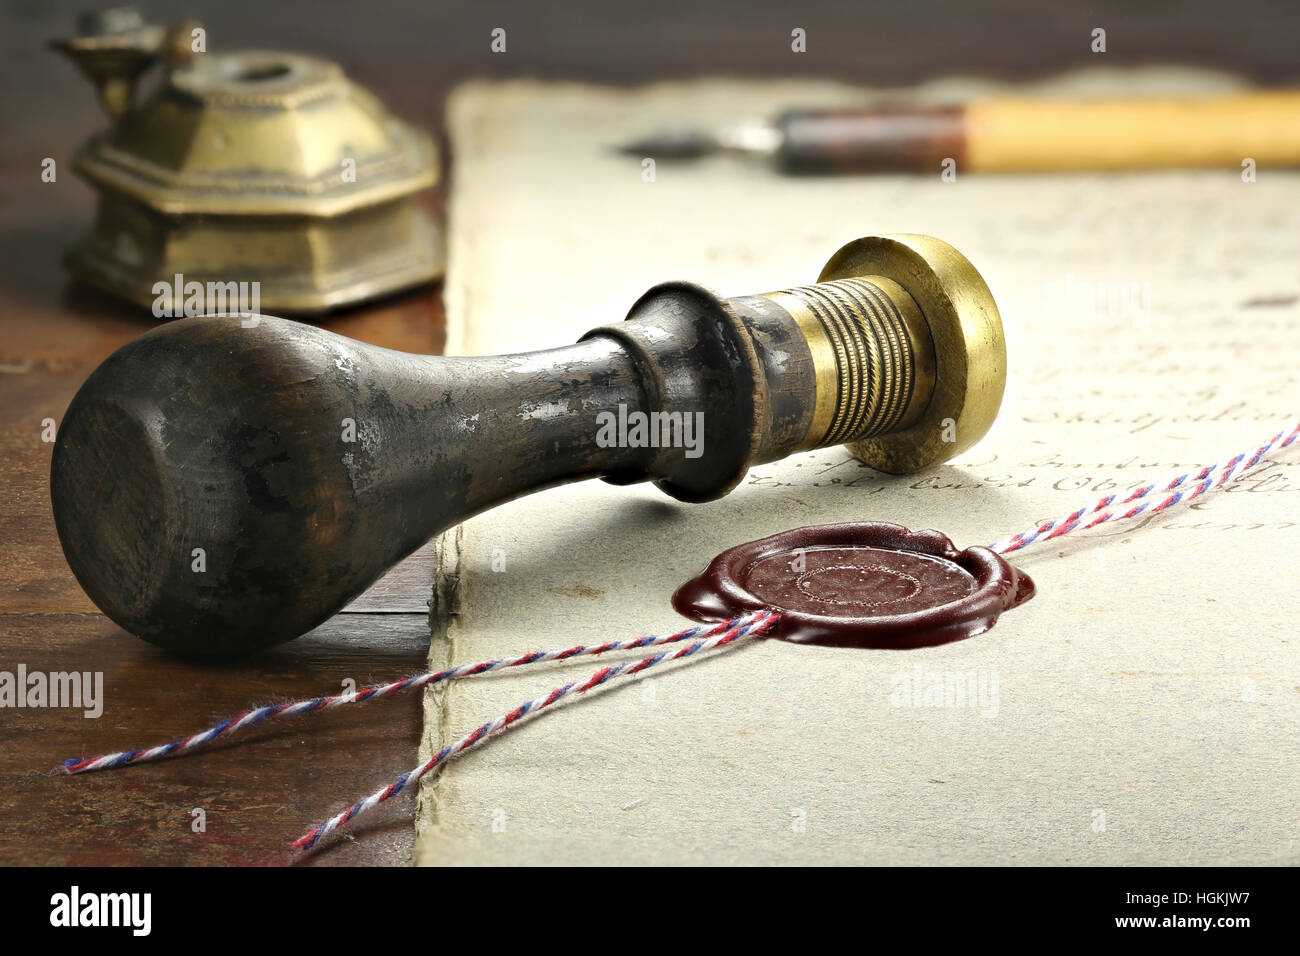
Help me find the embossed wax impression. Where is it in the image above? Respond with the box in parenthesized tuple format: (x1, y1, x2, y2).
(673, 522, 1035, 649)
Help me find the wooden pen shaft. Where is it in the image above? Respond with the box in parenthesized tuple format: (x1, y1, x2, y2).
(776, 92, 1300, 173)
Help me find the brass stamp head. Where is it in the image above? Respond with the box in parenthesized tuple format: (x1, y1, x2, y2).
(788, 234, 1007, 474)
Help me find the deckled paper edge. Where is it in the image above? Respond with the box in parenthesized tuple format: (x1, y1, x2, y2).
(413, 524, 462, 858)
(413, 82, 495, 858)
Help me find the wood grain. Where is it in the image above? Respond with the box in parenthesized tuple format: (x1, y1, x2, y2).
(0, 257, 441, 864)
(0, 612, 431, 866)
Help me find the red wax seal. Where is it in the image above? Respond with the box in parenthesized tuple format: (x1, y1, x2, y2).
(672, 522, 1035, 649)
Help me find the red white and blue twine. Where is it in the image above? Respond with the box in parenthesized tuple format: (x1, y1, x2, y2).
(293, 608, 780, 850)
(64, 609, 782, 849)
(988, 419, 1299, 554)
(62, 613, 772, 775)
(62, 420, 1300, 852)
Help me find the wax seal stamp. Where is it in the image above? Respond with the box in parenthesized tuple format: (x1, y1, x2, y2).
(51, 234, 1007, 655)
(673, 522, 1035, 649)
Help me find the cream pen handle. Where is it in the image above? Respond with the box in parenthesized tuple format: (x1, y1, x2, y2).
(965, 91, 1300, 172)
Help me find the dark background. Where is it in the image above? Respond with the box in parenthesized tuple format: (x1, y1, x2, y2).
(8, 1, 1300, 167)
(2, 0, 1298, 868)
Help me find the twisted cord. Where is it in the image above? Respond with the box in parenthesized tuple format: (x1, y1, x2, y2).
(293, 608, 781, 851)
(63, 613, 768, 774)
(988, 420, 1300, 555)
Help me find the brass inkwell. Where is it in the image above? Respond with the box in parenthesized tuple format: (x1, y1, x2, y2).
(51, 9, 443, 315)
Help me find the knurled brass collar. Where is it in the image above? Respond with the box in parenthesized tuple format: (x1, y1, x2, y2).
(766, 275, 937, 451)
(771, 234, 1006, 474)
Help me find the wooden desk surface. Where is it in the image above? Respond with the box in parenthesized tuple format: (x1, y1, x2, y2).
(0, 8, 446, 866)
(0, 195, 444, 866)
(3, 0, 1297, 866)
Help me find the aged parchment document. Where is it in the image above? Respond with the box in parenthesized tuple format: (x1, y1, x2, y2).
(416, 73, 1299, 865)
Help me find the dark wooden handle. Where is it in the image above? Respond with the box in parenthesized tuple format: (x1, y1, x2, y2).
(775, 106, 966, 174)
(49, 286, 817, 656)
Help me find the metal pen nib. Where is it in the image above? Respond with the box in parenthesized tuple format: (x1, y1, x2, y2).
(616, 118, 781, 160)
